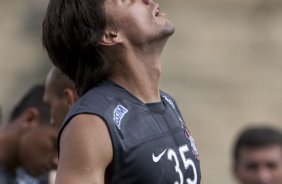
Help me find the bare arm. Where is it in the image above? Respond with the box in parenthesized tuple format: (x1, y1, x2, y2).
(55, 114, 113, 184)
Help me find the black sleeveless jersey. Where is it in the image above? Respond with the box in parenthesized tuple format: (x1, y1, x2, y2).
(58, 80, 201, 184)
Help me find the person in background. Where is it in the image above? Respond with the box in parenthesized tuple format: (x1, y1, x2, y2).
(233, 126, 282, 184)
(44, 66, 78, 130)
(44, 66, 78, 184)
(0, 85, 57, 184)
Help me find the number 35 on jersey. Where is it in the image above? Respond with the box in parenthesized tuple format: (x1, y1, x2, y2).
(152, 144, 199, 184)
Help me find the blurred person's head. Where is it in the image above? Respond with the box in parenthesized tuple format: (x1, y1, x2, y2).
(233, 126, 282, 184)
(44, 66, 78, 129)
(42, 0, 175, 96)
(0, 85, 57, 177)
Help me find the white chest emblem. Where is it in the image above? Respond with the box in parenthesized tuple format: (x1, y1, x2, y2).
(163, 95, 176, 109)
(113, 105, 128, 129)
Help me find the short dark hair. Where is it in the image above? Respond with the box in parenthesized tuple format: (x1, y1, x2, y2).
(49, 67, 75, 98)
(10, 85, 50, 124)
(233, 126, 282, 164)
(42, 0, 115, 96)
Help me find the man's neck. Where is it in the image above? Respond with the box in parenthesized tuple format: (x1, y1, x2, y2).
(0, 124, 20, 172)
(109, 46, 163, 103)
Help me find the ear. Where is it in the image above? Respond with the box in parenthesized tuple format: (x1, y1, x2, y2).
(64, 88, 78, 108)
(99, 28, 122, 46)
(18, 107, 40, 128)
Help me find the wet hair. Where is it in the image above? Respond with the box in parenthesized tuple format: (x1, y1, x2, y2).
(42, 0, 116, 96)
(9, 85, 50, 124)
(49, 67, 76, 98)
(233, 126, 282, 164)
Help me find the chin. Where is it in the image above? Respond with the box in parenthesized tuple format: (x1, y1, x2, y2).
(145, 21, 175, 44)
(159, 21, 175, 40)
(164, 22, 175, 36)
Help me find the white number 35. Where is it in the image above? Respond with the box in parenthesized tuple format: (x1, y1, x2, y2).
(167, 145, 198, 184)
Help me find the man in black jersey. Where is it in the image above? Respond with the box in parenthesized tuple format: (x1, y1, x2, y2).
(233, 126, 282, 184)
(42, 0, 201, 183)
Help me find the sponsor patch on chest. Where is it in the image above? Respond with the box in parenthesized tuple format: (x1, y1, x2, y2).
(113, 105, 128, 129)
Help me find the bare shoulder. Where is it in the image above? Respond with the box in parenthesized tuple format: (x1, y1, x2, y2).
(56, 114, 113, 184)
(60, 114, 112, 150)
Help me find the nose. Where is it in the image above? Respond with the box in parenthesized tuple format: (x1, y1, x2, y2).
(256, 167, 272, 184)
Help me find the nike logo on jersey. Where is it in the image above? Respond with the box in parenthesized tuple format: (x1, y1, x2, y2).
(152, 149, 167, 162)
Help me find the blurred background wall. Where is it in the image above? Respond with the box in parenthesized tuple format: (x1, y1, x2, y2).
(0, 0, 281, 183)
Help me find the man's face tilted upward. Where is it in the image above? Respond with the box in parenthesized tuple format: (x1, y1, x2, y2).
(42, 0, 175, 95)
(104, 0, 175, 46)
